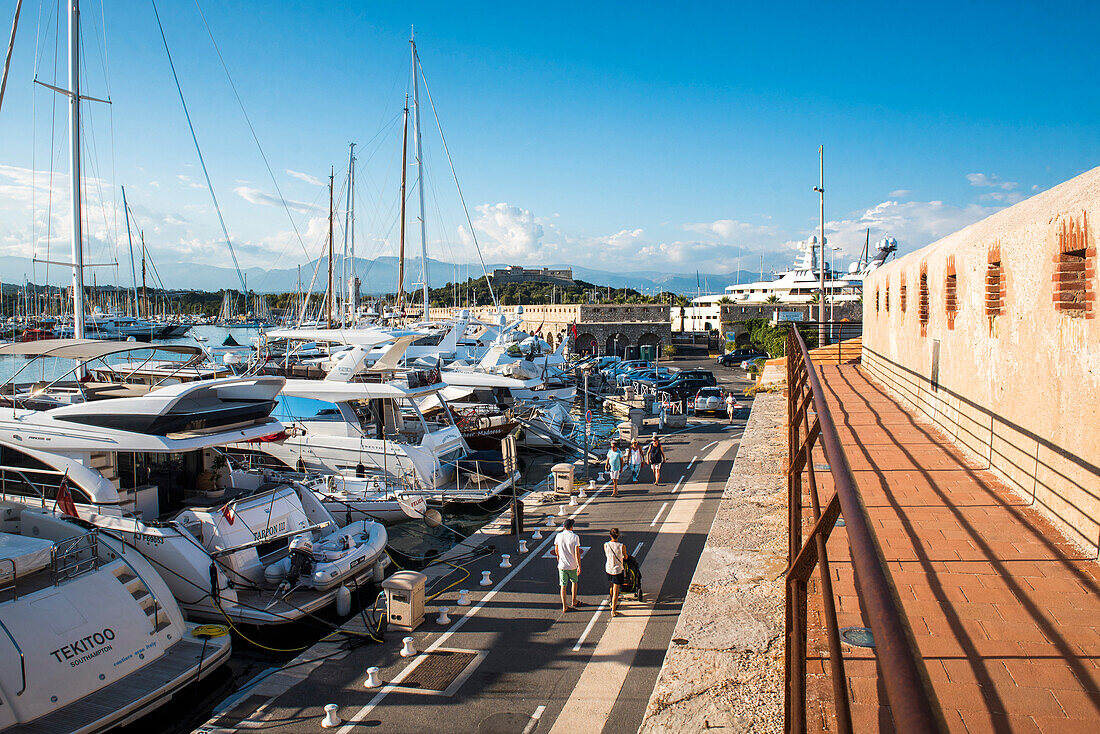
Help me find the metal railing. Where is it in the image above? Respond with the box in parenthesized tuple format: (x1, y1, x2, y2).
(784, 326, 943, 733)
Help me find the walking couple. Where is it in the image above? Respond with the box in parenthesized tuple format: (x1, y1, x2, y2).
(552, 518, 632, 617)
(604, 435, 667, 496)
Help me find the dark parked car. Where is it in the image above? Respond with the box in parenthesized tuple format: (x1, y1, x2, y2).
(657, 371, 718, 401)
(717, 348, 767, 367)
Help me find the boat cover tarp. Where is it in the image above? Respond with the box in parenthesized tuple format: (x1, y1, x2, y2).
(0, 532, 53, 580)
(0, 338, 202, 360)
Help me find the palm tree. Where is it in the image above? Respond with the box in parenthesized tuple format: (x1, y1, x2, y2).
(717, 296, 733, 304)
(765, 294, 780, 304)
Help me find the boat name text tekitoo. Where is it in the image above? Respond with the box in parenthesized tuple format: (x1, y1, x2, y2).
(50, 628, 116, 666)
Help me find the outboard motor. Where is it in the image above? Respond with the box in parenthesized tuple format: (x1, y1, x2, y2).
(280, 534, 315, 592)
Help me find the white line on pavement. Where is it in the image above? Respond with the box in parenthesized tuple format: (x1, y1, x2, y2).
(672, 476, 685, 494)
(522, 705, 547, 734)
(336, 485, 610, 733)
(686, 455, 698, 470)
(572, 599, 608, 652)
(631, 541, 645, 557)
(700, 440, 719, 452)
(650, 502, 669, 527)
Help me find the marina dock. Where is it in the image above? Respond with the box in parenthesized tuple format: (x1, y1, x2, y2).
(195, 384, 751, 733)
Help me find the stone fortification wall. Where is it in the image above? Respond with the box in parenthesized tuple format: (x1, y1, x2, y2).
(862, 165, 1100, 552)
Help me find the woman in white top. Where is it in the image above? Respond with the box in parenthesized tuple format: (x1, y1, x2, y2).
(604, 527, 627, 617)
(628, 439, 644, 483)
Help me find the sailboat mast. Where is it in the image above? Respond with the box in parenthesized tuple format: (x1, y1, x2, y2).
(412, 32, 429, 318)
(344, 142, 356, 323)
(122, 186, 138, 317)
(396, 95, 409, 312)
(327, 168, 335, 328)
(140, 232, 147, 319)
(67, 0, 85, 339)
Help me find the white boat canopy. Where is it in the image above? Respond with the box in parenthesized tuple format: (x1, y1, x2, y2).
(0, 339, 203, 360)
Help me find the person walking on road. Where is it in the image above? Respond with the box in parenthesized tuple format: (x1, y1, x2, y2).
(628, 439, 644, 483)
(605, 528, 626, 617)
(552, 518, 583, 612)
(646, 435, 666, 485)
(605, 440, 624, 497)
(726, 392, 738, 424)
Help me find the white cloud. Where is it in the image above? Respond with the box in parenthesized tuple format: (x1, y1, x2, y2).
(177, 174, 204, 190)
(459, 202, 550, 260)
(966, 173, 1017, 191)
(286, 169, 324, 186)
(978, 191, 1025, 204)
(889, 189, 912, 198)
(682, 218, 779, 240)
(234, 186, 319, 213)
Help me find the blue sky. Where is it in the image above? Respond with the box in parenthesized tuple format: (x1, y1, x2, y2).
(1, 0, 1098, 288)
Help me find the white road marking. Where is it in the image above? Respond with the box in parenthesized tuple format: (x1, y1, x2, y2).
(572, 599, 608, 652)
(649, 502, 669, 527)
(522, 705, 547, 734)
(686, 455, 698, 470)
(543, 546, 590, 560)
(631, 541, 645, 557)
(672, 476, 685, 494)
(700, 440, 719, 452)
(336, 485, 610, 733)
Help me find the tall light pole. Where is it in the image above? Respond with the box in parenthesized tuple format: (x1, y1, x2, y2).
(814, 145, 826, 346)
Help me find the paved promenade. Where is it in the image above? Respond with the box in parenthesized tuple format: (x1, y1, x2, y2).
(808, 365, 1100, 733)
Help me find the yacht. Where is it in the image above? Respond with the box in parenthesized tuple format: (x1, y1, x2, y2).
(694, 235, 898, 305)
(0, 504, 231, 732)
(0, 340, 389, 625)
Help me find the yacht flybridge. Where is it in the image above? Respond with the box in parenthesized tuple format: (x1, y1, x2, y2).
(0, 340, 389, 625)
(0, 504, 231, 732)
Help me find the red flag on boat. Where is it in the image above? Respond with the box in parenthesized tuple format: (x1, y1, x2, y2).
(245, 430, 288, 444)
(55, 475, 79, 518)
(221, 502, 236, 526)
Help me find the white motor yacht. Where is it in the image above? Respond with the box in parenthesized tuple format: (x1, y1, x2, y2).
(0, 504, 231, 732)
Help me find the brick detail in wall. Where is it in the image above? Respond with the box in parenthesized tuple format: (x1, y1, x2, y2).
(919, 265, 929, 336)
(945, 255, 958, 330)
(1052, 212, 1095, 318)
(899, 281, 907, 313)
(884, 279, 890, 312)
(986, 245, 1004, 335)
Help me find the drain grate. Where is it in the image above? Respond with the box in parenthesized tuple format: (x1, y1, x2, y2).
(393, 650, 480, 694)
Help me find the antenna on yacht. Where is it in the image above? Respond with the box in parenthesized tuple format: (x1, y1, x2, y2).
(327, 168, 335, 328)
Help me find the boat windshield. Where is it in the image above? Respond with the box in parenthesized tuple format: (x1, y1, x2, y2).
(272, 395, 344, 422)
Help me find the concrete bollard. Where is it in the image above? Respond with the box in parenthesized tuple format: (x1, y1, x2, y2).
(363, 667, 382, 688)
(321, 704, 342, 728)
(457, 589, 471, 606)
(545, 516, 556, 528)
(400, 636, 417, 657)
(558, 505, 567, 516)
(436, 607, 451, 625)
(532, 528, 543, 540)
(335, 584, 351, 617)
(500, 554, 512, 568)
(588, 479, 596, 492)
(569, 495, 578, 507)
(480, 570, 493, 586)
(518, 539, 528, 553)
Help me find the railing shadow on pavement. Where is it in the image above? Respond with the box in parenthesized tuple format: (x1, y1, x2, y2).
(783, 325, 945, 733)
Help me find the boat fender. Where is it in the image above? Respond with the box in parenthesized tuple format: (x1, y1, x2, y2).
(263, 559, 289, 587)
(209, 563, 220, 603)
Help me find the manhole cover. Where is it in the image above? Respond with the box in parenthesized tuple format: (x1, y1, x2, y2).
(478, 712, 534, 733)
(388, 648, 486, 697)
(399, 650, 477, 691)
(840, 626, 875, 648)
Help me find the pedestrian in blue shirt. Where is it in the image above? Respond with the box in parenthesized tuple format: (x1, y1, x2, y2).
(605, 440, 625, 497)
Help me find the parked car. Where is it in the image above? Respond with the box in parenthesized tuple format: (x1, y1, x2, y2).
(602, 359, 652, 379)
(743, 356, 769, 372)
(718, 348, 767, 367)
(691, 387, 725, 414)
(657, 372, 718, 401)
(618, 366, 673, 386)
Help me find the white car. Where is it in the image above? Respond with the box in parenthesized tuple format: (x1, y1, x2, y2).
(691, 387, 725, 414)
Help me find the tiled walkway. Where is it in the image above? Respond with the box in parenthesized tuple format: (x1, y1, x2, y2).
(804, 365, 1100, 734)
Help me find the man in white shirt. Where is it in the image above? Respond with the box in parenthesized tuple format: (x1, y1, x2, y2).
(552, 518, 582, 613)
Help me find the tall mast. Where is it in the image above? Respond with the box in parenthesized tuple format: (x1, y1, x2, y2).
(122, 186, 138, 317)
(815, 145, 826, 345)
(67, 0, 85, 338)
(327, 168, 335, 328)
(411, 31, 429, 317)
(140, 231, 147, 319)
(396, 94, 409, 313)
(343, 142, 356, 322)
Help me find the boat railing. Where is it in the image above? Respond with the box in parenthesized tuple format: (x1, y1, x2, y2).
(51, 531, 101, 583)
(784, 326, 943, 732)
(0, 616, 26, 696)
(0, 467, 54, 508)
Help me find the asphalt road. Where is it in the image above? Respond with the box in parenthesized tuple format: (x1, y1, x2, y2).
(197, 357, 754, 734)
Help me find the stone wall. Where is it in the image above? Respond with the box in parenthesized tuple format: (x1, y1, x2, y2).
(862, 165, 1100, 553)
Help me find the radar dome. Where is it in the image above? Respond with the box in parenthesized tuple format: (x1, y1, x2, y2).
(848, 262, 860, 274)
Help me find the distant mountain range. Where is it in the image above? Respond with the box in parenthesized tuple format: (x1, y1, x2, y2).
(0, 254, 767, 296)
